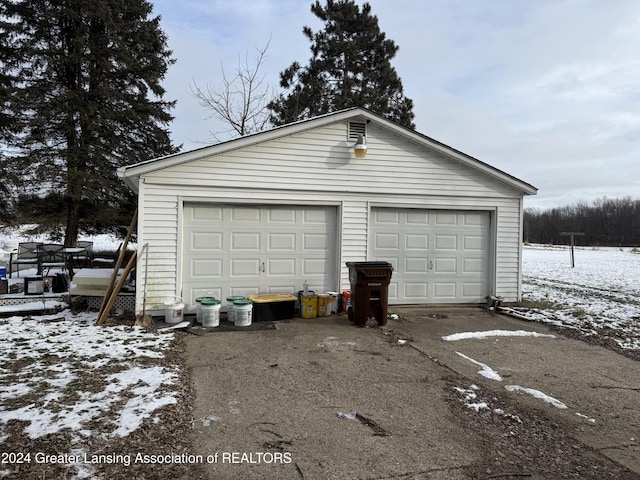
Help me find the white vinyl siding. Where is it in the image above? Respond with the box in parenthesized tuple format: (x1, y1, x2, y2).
(144, 123, 520, 198)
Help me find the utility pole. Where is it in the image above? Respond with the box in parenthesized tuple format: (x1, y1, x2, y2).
(560, 232, 585, 267)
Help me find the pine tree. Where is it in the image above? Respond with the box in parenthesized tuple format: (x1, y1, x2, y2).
(268, 0, 415, 128)
(0, 0, 178, 244)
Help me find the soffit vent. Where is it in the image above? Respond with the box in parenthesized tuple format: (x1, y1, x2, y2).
(348, 120, 367, 141)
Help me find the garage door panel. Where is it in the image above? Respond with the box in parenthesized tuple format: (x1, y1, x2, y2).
(463, 235, 484, 251)
(268, 233, 296, 251)
(434, 235, 457, 251)
(187, 285, 224, 302)
(190, 231, 223, 251)
(230, 258, 260, 277)
(268, 258, 296, 276)
(463, 258, 485, 274)
(406, 212, 429, 225)
(372, 208, 489, 304)
(404, 282, 428, 299)
(230, 232, 260, 251)
(464, 214, 482, 226)
(405, 234, 428, 250)
(189, 258, 223, 278)
(463, 283, 484, 297)
(434, 257, 457, 274)
(268, 208, 296, 223)
(303, 233, 331, 250)
(375, 233, 399, 249)
(302, 258, 331, 276)
(375, 210, 400, 224)
(191, 205, 223, 221)
(435, 212, 458, 226)
(387, 282, 398, 300)
(303, 208, 332, 224)
(405, 257, 428, 274)
(434, 283, 456, 299)
(231, 207, 261, 223)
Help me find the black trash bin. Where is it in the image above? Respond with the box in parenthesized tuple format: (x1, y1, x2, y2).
(346, 261, 393, 326)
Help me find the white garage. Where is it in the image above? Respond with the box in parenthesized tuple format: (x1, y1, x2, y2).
(118, 107, 537, 315)
(370, 208, 490, 304)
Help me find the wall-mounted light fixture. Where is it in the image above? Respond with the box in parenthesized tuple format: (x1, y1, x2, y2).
(354, 134, 367, 158)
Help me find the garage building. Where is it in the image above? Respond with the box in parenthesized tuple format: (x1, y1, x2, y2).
(118, 107, 537, 314)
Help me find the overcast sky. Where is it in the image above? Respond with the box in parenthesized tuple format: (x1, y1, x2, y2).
(151, 0, 640, 210)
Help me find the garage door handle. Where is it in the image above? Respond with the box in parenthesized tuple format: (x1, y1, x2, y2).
(260, 262, 266, 273)
(428, 260, 433, 270)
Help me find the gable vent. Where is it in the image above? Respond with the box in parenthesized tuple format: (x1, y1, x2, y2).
(348, 120, 367, 141)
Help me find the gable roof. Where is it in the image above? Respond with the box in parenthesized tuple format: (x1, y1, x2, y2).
(117, 107, 537, 195)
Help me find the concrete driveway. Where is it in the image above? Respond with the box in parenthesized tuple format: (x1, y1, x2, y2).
(183, 307, 640, 479)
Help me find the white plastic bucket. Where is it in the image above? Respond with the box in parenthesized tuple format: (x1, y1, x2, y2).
(164, 298, 185, 324)
(226, 296, 245, 323)
(326, 292, 339, 314)
(233, 299, 253, 327)
(201, 299, 221, 327)
(195, 296, 216, 324)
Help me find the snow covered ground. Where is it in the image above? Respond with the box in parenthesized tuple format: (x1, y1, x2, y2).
(503, 244, 640, 350)
(0, 310, 179, 478)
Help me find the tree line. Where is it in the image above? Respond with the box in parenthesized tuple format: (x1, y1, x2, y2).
(1, 0, 415, 244)
(524, 197, 640, 247)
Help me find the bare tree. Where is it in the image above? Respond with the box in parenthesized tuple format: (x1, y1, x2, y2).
(191, 39, 275, 141)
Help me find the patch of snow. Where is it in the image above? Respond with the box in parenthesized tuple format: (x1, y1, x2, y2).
(456, 352, 502, 381)
(453, 385, 522, 421)
(466, 402, 488, 411)
(0, 225, 133, 253)
(442, 330, 556, 341)
(0, 300, 67, 314)
(504, 385, 568, 409)
(0, 310, 179, 458)
(576, 412, 597, 424)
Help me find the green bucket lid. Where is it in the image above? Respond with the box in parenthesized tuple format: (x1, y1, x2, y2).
(196, 296, 217, 304)
(200, 299, 221, 306)
(226, 296, 246, 302)
(233, 299, 253, 306)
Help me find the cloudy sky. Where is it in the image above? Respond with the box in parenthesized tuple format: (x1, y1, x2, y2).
(151, 0, 640, 210)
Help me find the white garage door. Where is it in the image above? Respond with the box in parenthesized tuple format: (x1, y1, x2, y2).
(371, 209, 490, 304)
(182, 204, 337, 304)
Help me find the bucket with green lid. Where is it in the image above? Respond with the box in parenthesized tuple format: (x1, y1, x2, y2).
(200, 298, 221, 327)
(195, 296, 217, 324)
(226, 296, 246, 323)
(233, 299, 253, 327)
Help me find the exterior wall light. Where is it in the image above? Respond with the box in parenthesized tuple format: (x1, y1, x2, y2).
(354, 135, 367, 158)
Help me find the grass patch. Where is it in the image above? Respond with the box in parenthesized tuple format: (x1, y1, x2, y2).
(514, 298, 561, 310)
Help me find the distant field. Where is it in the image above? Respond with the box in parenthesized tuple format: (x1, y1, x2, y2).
(504, 245, 640, 350)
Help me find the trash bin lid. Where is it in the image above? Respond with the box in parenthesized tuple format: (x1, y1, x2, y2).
(346, 261, 393, 268)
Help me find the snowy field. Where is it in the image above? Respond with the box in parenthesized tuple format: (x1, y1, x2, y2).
(504, 244, 640, 350)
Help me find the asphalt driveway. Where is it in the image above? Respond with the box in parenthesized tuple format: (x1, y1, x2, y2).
(183, 307, 640, 479)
